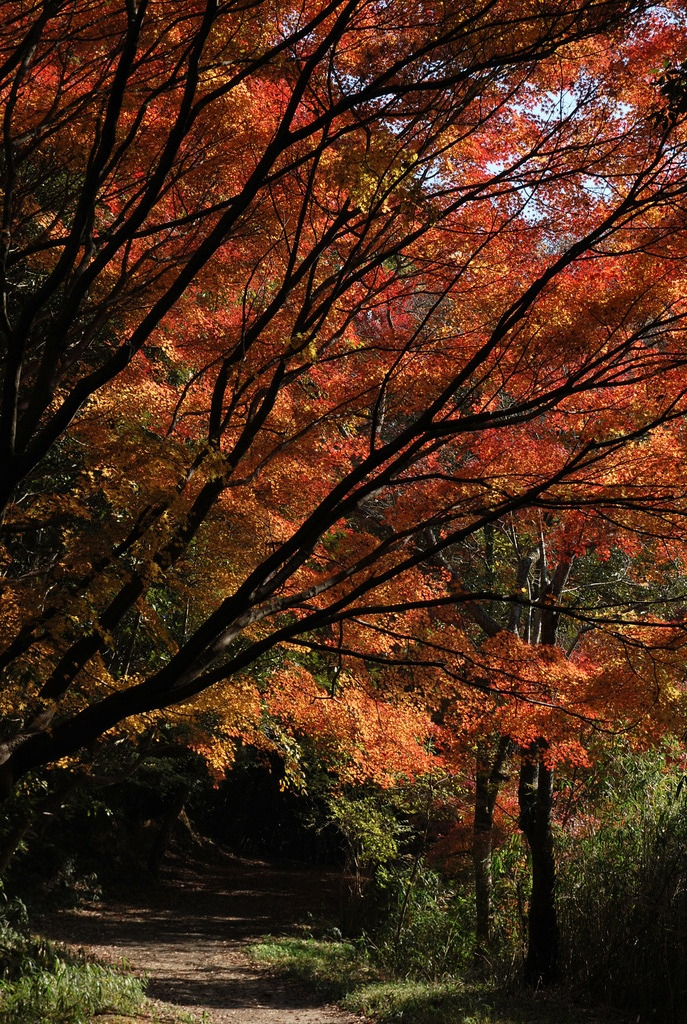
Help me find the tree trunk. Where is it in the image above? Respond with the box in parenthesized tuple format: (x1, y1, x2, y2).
(473, 768, 493, 961)
(473, 735, 510, 965)
(147, 784, 190, 877)
(518, 739, 558, 987)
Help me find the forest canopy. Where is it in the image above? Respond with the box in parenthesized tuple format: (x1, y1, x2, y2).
(5, 0, 687, 997)
(3, 0, 687, 936)
(4, 0, 687, 770)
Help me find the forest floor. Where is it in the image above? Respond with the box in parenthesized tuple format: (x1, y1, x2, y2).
(34, 844, 631, 1024)
(36, 845, 363, 1024)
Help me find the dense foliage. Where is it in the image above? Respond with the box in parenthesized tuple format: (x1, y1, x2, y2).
(0, 888, 144, 1024)
(2, 0, 687, 1010)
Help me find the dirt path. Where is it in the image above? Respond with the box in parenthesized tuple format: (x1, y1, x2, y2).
(38, 849, 363, 1024)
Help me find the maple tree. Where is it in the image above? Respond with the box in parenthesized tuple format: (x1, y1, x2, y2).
(405, 400, 687, 965)
(3, 4, 687, 975)
(413, 480, 687, 983)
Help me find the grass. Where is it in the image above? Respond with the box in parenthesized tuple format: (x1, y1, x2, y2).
(252, 935, 375, 1001)
(0, 903, 149, 1024)
(0, 888, 207, 1024)
(0, 958, 146, 1024)
(249, 937, 631, 1024)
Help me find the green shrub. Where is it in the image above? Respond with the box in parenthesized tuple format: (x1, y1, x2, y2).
(329, 793, 409, 934)
(558, 749, 687, 1021)
(0, 892, 56, 982)
(0, 880, 145, 1024)
(489, 833, 530, 980)
(371, 862, 475, 980)
(0, 960, 145, 1024)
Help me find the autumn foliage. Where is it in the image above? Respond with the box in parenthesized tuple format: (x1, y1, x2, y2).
(3, 5, 687, 984)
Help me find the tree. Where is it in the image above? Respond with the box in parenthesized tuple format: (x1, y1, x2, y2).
(2, 0, 687, 824)
(422, 483, 687, 984)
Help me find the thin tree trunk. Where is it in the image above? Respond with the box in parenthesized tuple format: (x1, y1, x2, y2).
(395, 775, 434, 948)
(473, 758, 494, 960)
(147, 784, 190, 877)
(518, 738, 558, 987)
(473, 735, 511, 965)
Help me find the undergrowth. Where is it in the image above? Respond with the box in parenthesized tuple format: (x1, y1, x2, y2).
(0, 960, 145, 1024)
(250, 937, 625, 1024)
(558, 750, 687, 1020)
(0, 887, 145, 1024)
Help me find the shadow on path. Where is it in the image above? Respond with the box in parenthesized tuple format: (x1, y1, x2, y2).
(37, 849, 359, 1024)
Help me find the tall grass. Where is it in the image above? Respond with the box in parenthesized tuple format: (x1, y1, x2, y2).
(370, 862, 475, 979)
(0, 886, 145, 1024)
(0, 960, 145, 1024)
(558, 750, 687, 1021)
